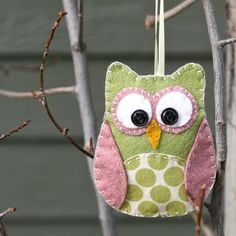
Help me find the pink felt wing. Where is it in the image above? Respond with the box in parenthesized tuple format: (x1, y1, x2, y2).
(94, 121, 127, 209)
(184, 118, 216, 206)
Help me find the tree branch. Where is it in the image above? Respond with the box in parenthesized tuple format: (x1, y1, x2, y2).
(218, 38, 236, 48)
(190, 185, 215, 236)
(0, 86, 75, 98)
(224, 0, 236, 235)
(202, 0, 227, 235)
(32, 11, 94, 159)
(145, 0, 199, 29)
(0, 208, 16, 236)
(194, 185, 206, 236)
(0, 120, 31, 141)
(0, 208, 16, 219)
(77, 0, 84, 50)
(192, 213, 215, 236)
(62, 1, 118, 236)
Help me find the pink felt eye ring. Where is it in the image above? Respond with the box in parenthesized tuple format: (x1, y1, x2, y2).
(111, 87, 153, 135)
(112, 86, 199, 135)
(155, 86, 199, 134)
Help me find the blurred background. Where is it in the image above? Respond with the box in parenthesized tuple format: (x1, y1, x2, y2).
(0, 1, 225, 235)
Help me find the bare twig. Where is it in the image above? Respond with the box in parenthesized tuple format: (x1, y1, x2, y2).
(0, 60, 60, 76)
(0, 208, 16, 219)
(191, 186, 215, 236)
(84, 138, 95, 158)
(0, 120, 31, 141)
(0, 86, 75, 98)
(10, 60, 59, 72)
(218, 38, 236, 48)
(145, 0, 199, 29)
(202, 0, 227, 235)
(192, 213, 215, 236)
(62, 1, 117, 236)
(0, 208, 16, 236)
(193, 185, 206, 236)
(32, 11, 94, 159)
(39, 11, 67, 91)
(89, 138, 95, 155)
(85, 138, 95, 155)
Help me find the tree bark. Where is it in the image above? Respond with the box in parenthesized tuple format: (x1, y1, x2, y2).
(62, 1, 117, 236)
(225, 0, 236, 235)
(202, 0, 227, 235)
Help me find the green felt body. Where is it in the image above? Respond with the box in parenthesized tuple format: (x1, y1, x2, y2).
(104, 62, 206, 161)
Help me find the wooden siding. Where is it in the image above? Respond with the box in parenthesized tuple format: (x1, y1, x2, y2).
(0, 1, 224, 235)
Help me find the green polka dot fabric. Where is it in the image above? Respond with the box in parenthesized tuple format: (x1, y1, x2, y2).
(120, 153, 193, 217)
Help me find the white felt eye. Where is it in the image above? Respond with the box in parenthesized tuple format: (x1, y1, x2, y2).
(155, 87, 198, 133)
(115, 93, 152, 129)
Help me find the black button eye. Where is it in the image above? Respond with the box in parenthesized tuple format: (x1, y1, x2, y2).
(161, 108, 178, 125)
(131, 110, 149, 127)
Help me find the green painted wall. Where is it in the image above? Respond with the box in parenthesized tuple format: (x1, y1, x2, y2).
(0, 1, 224, 235)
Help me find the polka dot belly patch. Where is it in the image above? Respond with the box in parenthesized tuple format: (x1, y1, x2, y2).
(119, 153, 194, 217)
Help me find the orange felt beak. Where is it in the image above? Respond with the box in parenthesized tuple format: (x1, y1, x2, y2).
(146, 119, 162, 150)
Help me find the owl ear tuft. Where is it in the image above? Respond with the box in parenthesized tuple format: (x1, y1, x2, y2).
(172, 63, 206, 90)
(171, 63, 206, 110)
(105, 61, 138, 85)
(177, 63, 205, 77)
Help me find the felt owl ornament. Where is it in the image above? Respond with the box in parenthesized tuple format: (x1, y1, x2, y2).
(94, 62, 216, 217)
(93, 0, 216, 218)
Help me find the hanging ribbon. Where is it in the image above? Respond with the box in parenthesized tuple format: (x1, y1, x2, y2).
(154, 0, 165, 76)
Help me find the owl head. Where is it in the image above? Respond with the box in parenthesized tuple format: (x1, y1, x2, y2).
(104, 62, 206, 161)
